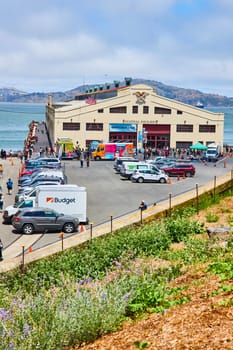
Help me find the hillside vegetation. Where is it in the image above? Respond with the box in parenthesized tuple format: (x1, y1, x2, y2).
(1, 79, 233, 106)
(0, 192, 233, 349)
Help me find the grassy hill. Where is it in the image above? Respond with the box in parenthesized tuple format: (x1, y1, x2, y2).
(1, 79, 233, 106)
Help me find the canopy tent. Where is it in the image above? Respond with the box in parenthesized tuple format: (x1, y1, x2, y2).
(190, 142, 207, 151)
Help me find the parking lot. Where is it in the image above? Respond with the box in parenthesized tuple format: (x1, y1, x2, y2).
(65, 157, 233, 224)
(1, 156, 233, 255)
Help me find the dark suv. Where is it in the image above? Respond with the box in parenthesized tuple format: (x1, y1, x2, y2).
(162, 163, 195, 177)
(12, 207, 79, 234)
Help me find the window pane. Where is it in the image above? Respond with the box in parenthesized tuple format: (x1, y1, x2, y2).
(176, 124, 193, 132)
(109, 106, 127, 113)
(86, 123, 103, 131)
(63, 123, 80, 130)
(199, 125, 216, 133)
(154, 107, 171, 114)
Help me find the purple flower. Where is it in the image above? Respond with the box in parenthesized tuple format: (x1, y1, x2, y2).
(0, 309, 12, 320)
(101, 292, 107, 300)
(23, 324, 30, 336)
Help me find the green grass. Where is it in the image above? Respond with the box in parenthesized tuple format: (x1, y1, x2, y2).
(0, 194, 233, 350)
(205, 212, 219, 223)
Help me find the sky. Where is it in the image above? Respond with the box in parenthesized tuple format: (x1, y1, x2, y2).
(1, 0, 233, 96)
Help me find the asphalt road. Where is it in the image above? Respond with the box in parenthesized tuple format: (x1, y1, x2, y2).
(1, 156, 233, 254)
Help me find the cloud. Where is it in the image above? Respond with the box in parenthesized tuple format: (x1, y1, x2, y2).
(0, 0, 233, 96)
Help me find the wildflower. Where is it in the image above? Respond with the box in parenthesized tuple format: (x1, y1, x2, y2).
(0, 309, 12, 320)
(23, 324, 30, 336)
(101, 292, 107, 300)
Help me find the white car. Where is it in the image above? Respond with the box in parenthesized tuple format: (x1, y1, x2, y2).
(131, 169, 168, 183)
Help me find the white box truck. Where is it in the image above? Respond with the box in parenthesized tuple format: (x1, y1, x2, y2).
(3, 185, 88, 225)
(206, 143, 221, 162)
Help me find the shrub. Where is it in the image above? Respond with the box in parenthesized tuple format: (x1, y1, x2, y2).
(205, 212, 219, 223)
(164, 215, 204, 242)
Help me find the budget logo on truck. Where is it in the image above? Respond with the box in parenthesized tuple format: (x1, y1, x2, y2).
(46, 197, 76, 204)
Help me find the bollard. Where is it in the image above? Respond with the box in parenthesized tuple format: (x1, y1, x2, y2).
(59, 232, 64, 251)
(169, 193, 172, 216)
(110, 215, 113, 233)
(0, 239, 3, 261)
(213, 176, 216, 202)
(21, 245, 25, 273)
(140, 207, 143, 224)
(196, 183, 199, 214)
(90, 222, 93, 241)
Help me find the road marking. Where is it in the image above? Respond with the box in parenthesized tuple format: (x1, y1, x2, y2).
(4, 234, 42, 258)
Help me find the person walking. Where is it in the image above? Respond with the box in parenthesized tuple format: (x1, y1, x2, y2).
(0, 239, 3, 261)
(6, 178, 13, 195)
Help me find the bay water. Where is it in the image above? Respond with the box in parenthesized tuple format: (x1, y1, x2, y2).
(0, 103, 232, 151)
(0, 102, 45, 151)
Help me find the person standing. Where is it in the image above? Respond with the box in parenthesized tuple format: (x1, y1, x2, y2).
(0, 239, 3, 261)
(80, 149, 84, 168)
(0, 193, 4, 211)
(85, 148, 90, 167)
(6, 178, 13, 195)
(139, 200, 147, 211)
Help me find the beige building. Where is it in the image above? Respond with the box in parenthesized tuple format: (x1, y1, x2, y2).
(46, 83, 224, 151)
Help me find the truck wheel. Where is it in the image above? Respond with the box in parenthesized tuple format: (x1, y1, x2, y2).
(186, 172, 192, 177)
(63, 222, 75, 233)
(22, 224, 34, 234)
(159, 177, 166, 184)
(137, 177, 144, 183)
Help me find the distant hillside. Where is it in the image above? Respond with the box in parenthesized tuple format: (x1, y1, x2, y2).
(1, 79, 233, 107)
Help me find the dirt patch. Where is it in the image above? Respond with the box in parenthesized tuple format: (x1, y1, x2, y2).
(72, 197, 233, 350)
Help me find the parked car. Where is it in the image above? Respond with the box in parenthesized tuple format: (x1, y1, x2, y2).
(19, 164, 61, 177)
(19, 170, 64, 186)
(19, 169, 64, 185)
(20, 176, 65, 188)
(120, 161, 162, 180)
(162, 163, 195, 177)
(12, 207, 79, 234)
(25, 157, 61, 165)
(131, 169, 168, 183)
(150, 159, 176, 169)
(15, 182, 62, 203)
(113, 157, 139, 173)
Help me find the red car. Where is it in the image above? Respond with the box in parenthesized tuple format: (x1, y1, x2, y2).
(161, 163, 195, 177)
(19, 169, 35, 178)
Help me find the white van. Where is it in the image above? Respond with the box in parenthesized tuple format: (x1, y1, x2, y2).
(114, 157, 139, 173)
(120, 161, 163, 180)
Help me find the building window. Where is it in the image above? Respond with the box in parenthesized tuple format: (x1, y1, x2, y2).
(154, 107, 171, 114)
(63, 122, 80, 130)
(98, 109, 104, 113)
(176, 124, 193, 132)
(143, 106, 149, 114)
(199, 125, 216, 133)
(132, 105, 138, 114)
(86, 123, 103, 131)
(109, 106, 127, 113)
(177, 110, 183, 114)
(176, 141, 192, 149)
